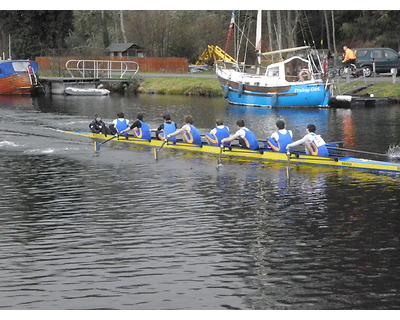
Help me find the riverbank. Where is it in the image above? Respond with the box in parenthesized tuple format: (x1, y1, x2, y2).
(41, 72, 400, 102)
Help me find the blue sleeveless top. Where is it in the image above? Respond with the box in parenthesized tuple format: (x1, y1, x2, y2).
(267, 130, 293, 152)
(134, 120, 151, 140)
(309, 133, 329, 157)
(184, 124, 202, 145)
(116, 119, 128, 133)
(206, 126, 230, 146)
(215, 126, 230, 145)
(164, 122, 177, 142)
(242, 128, 259, 150)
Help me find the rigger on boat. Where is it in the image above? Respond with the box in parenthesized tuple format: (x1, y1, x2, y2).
(66, 130, 400, 174)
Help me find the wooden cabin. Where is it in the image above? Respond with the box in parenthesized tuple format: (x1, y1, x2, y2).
(106, 43, 146, 58)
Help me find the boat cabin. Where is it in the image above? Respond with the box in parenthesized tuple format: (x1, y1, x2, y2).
(0, 60, 38, 77)
(265, 56, 311, 82)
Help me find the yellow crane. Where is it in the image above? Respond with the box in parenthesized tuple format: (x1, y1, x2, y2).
(195, 45, 236, 66)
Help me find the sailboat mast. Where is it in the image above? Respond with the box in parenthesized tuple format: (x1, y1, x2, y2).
(256, 10, 262, 74)
(224, 11, 235, 60)
(8, 34, 12, 60)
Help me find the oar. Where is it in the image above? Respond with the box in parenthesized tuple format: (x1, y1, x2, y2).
(286, 151, 291, 170)
(94, 134, 119, 152)
(285, 151, 292, 182)
(327, 146, 397, 158)
(153, 137, 169, 160)
(285, 151, 292, 184)
(326, 141, 344, 148)
(217, 144, 224, 167)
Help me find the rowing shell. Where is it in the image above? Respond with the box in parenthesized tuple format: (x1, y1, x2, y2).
(67, 131, 400, 173)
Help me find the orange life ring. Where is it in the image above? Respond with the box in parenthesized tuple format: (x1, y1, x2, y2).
(299, 69, 311, 81)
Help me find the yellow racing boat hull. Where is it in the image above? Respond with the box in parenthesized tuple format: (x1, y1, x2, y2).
(66, 131, 400, 173)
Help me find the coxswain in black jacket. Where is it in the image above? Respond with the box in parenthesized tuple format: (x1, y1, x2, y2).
(89, 115, 111, 135)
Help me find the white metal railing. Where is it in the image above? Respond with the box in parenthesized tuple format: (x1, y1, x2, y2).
(65, 60, 139, 78)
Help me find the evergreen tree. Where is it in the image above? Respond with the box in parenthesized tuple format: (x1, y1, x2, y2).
(0, 10, 73, 59)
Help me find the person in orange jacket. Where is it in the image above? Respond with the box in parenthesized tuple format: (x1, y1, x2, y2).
(342, 46, 357, 65)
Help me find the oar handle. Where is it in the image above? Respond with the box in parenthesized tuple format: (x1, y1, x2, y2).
(158, 136, 169, 151)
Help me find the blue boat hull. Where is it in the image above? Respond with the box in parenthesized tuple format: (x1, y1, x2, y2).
(222, 82, 330, 107)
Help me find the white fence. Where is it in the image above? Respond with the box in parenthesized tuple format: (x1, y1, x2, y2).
(65, 60, 139, 78)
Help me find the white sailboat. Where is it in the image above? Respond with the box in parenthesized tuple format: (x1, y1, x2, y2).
(215, 10, 331, 108)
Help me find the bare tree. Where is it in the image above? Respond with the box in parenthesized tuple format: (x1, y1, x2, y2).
(331, 11, 337, 54)
(276, 11, 282, 52)
(285, 11, 300, 49)
(324, 11, 332, 53)
(120, 11, 127, 43)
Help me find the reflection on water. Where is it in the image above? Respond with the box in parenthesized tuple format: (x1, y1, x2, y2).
(0, 94, 400, 309)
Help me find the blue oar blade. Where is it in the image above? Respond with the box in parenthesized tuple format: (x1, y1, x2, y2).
(154, 138, 168, 161)
(326, 141, 344, 148)
(94, 141, 101, 152)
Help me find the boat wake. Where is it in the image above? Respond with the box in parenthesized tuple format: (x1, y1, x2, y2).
(387, 144, 400, 159)
(22, 147, 82, 155)
(23, 148, 55, 154)
(0, 140, 19, 148)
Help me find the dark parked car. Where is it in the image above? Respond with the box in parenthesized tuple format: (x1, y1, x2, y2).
(354, 48, 400, 77)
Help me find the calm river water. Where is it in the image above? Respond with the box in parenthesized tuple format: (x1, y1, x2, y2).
(1, 93, 400, 310)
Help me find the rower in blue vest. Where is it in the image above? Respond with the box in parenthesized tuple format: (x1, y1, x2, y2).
(120, 113, 152, 140)
(110, 112, 129, 135)
(286, 124, 329, 157)
(205, 119, 230, 146)
(221, 120, 259, 150)
(167, 115, 202, 145)
(265, 119, 293, 152)
(156, 114, 177, 142)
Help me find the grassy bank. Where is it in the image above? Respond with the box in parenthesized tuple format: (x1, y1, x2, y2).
(137, 77, 223, 97)
(332, 80, 400, 99)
